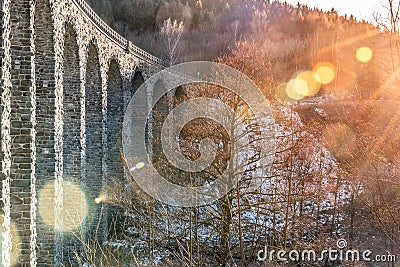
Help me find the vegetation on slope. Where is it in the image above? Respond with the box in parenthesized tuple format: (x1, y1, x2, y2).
(83, 0, 400, 265)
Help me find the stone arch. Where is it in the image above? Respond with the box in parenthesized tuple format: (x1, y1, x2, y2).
(84, 40, 103, 233)
(64, 14, 83, 45)
(154, 78, 166, 99)
(107, 53, 123, 72)
(131, 70, 145, 96)
(122, 69, 145, 112)
(86, 37, 101, 56)
(34, 0, 57, 264)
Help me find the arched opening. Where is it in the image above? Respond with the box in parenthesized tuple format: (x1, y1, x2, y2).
(131, 70, 144, 96)
(34, 0, 56, 264)
(125, 70, 145, 112)
(85, 42, 103, 234)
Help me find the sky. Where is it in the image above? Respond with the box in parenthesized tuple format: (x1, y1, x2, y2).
(276, 0, 388, 24)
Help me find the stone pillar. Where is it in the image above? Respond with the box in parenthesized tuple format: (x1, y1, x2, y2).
(105, 59, 124, 235)
(8, 0, 35, 265)
(34, 0, 57, 265)
(61, 23, 82, 265)
(63, 24, 81, 182)
(0, 0, 4, 211)
(85, 43, 104, 237)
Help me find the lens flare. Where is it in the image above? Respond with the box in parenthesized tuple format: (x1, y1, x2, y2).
(296, 71, 321, 96)
(129, 162, 145, 172)
(0, 217, 21, 265)
(286, 78, 308, 100)
(38, 180, 88, 232)
(314, 62, 335, 85)
(356, 46, 373, 63)
(136, 162, 145, 169)
(95, 196, 103, 204)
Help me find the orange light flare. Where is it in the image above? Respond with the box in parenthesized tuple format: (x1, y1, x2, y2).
(313, 62, 335, 85)
(356, 46, 373, 63)
(285, 71, 322, 101)
(312, 62, 357, 92)
(95, 188, 115, 205)
(130, 162, 145, 172)
(297, 71, 321, 96)
(94, 191, 120, 206)
(312, 30, 380, 92)
(316, 30, 380, 58)
(286, 78, 308, 101)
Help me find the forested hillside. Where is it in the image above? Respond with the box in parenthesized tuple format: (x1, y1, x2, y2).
(83, 0, 400, 266)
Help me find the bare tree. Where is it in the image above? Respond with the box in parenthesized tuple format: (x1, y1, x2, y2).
(160, 18, 185, 66)
(374, 0, 400, 68)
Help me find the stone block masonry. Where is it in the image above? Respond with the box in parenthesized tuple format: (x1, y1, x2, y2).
(0, 0, 163, 265)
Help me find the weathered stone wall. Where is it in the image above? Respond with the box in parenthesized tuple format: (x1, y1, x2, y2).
(84, 42, 103, 237)
(1, 0, 14, 265)
(0, 0, 162, 265)
(34, 0, 56, 265)
(63, 23, 81, 185)
(106, 59, 124, 185)
(0, 0, 4, 213)
(62, 22, 83, 265)
(105, 59, 124, 235)
(9, 0, 35, 265)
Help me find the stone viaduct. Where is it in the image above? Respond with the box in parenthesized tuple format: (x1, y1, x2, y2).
(0, 0, 164, 265)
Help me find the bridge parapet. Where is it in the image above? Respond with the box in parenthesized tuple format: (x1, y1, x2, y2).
(72, 0, 164, 67)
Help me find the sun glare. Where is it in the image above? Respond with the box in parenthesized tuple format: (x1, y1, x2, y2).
(0, 216, 21, 266)
(136, 162, 145, 169)
(38, 181, 89, 232)
(296, 71, 321, 96)
(356, 46, 373, 63)
(130, 162, 145, 172)
(95, 196, 104, 204)
(285, 69, 326, 100)
(314, 62, 336, 85)
(286, 78, 308, 100)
